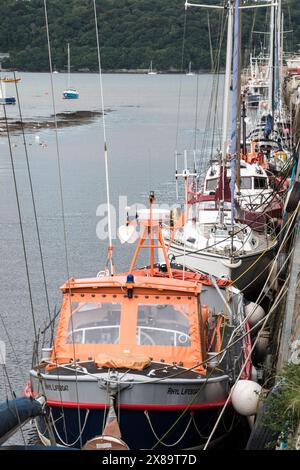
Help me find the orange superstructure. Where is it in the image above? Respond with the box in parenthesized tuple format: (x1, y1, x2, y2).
(51, 274, 207, 372)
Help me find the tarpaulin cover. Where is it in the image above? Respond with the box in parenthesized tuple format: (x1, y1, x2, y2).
(95, 353, 151, 370)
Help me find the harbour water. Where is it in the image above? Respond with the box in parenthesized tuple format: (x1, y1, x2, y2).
(0, 72, 225, 444)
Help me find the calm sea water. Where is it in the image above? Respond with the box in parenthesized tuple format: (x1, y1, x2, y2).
(0, 72, 225, 444)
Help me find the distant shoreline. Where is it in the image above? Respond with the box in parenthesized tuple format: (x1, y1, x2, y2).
(1, 69, 223, 75)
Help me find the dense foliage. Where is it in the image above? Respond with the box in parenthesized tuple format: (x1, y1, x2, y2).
(0, 0, 298, 72)
(263, 363, 300, 449)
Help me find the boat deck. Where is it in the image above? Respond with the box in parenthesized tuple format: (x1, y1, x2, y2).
(46, 361, 224, 380)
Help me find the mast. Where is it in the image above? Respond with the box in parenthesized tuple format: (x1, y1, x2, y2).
(230, 0, 240, 228)
(220, 0, 234, 227)
(235, 1, 241, 192)
(268, 4, 275, 114)
(221, 1, 233, 162)
(207, 12, 214, 72)
(242, 98, 247, 157)
(67, 43, 70, 89)
(276, 0, 282, 113)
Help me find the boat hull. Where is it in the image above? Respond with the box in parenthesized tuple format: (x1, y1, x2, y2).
(63, 90, 79, 99)
(160, 242, 276, 297)
(34, 403, 235, 450)
(30, 368, 233, 449)
(0, 97, 16, 105)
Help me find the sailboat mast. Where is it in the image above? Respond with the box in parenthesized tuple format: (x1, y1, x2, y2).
(268, 4, 275, 114)
(276, 0, 282, 112)
(67, 43, 70, 89)
(235, 2, 241, 191)
(221, 1, 233, 162)
(230, 0, 240, 227)
(220, 1, 234, 228)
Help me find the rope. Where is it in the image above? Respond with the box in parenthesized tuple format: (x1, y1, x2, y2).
(13, 71, 52, 333)
(1, 88, 38, 343)
(0, 313, 26, 384)
(200, 6, 226, 164)
(93, 0, 114, 274)
(43, 0, 82, 447)
(49, 408, 90, 447)
(232, 200, 298, 288)
(174, 6, 187, 152)
(193, 73, 200, 155)
(192, 413, 214, 439)
(145, 410, 193, 448)
(203, 273, 291, 450)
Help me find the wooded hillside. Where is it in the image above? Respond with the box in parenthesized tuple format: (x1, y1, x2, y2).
(0, 0, 297, 72)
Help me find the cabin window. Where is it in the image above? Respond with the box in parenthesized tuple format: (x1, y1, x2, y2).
(205, 178, 218, 192)
(240, 177, 252, 189)
(136, 303, 191, 347)
(254, 177, 267, 189)
(66, 302, 121, 344)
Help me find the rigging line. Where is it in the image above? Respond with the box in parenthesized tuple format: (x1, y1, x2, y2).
(237, 226, 294, 294)
(229, 247, 294, 345)
(231, 202, 297, 287)
(207, 11, 215, 73)
(0, 314, 26, 384)
(175, 6, 187, 152)
(153, 254, 292, 380)
(150, 250, 289, 377)
(193, 73, 200, 154)
(93, 0, 113, 273)
(203, 275, 290, 450)
(225, 220, 296, 347)
(201, 4, 226, 163)
(207, 232, 295, 352)
(209, 7, 227, 160)
(150, 360, 226, 450)
(201, 6, 225, 162)
(247, 8, 257, 67)
(215, 219, 296, 346)
(211, 1, 228, 151)
(1, 100, 38, 343)
(13, 71, 52, 330)
(43, 0, 82, 447)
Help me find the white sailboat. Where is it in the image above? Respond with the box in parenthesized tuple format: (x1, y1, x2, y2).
(186, 61, 195, 76)
(160, 1, 278, 295)
(147, 60, 157, 75)
(0, 79, 16, 105)
(63, 43, 79, 99)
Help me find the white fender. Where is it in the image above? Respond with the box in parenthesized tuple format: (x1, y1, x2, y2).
(231, 380, 262, 416)
(245, 302, 266, 326)
(221, 259, 242, 268)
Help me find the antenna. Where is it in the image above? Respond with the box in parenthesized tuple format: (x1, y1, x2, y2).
(93, 0, 114, 275)
(175, 151, 179, 200)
